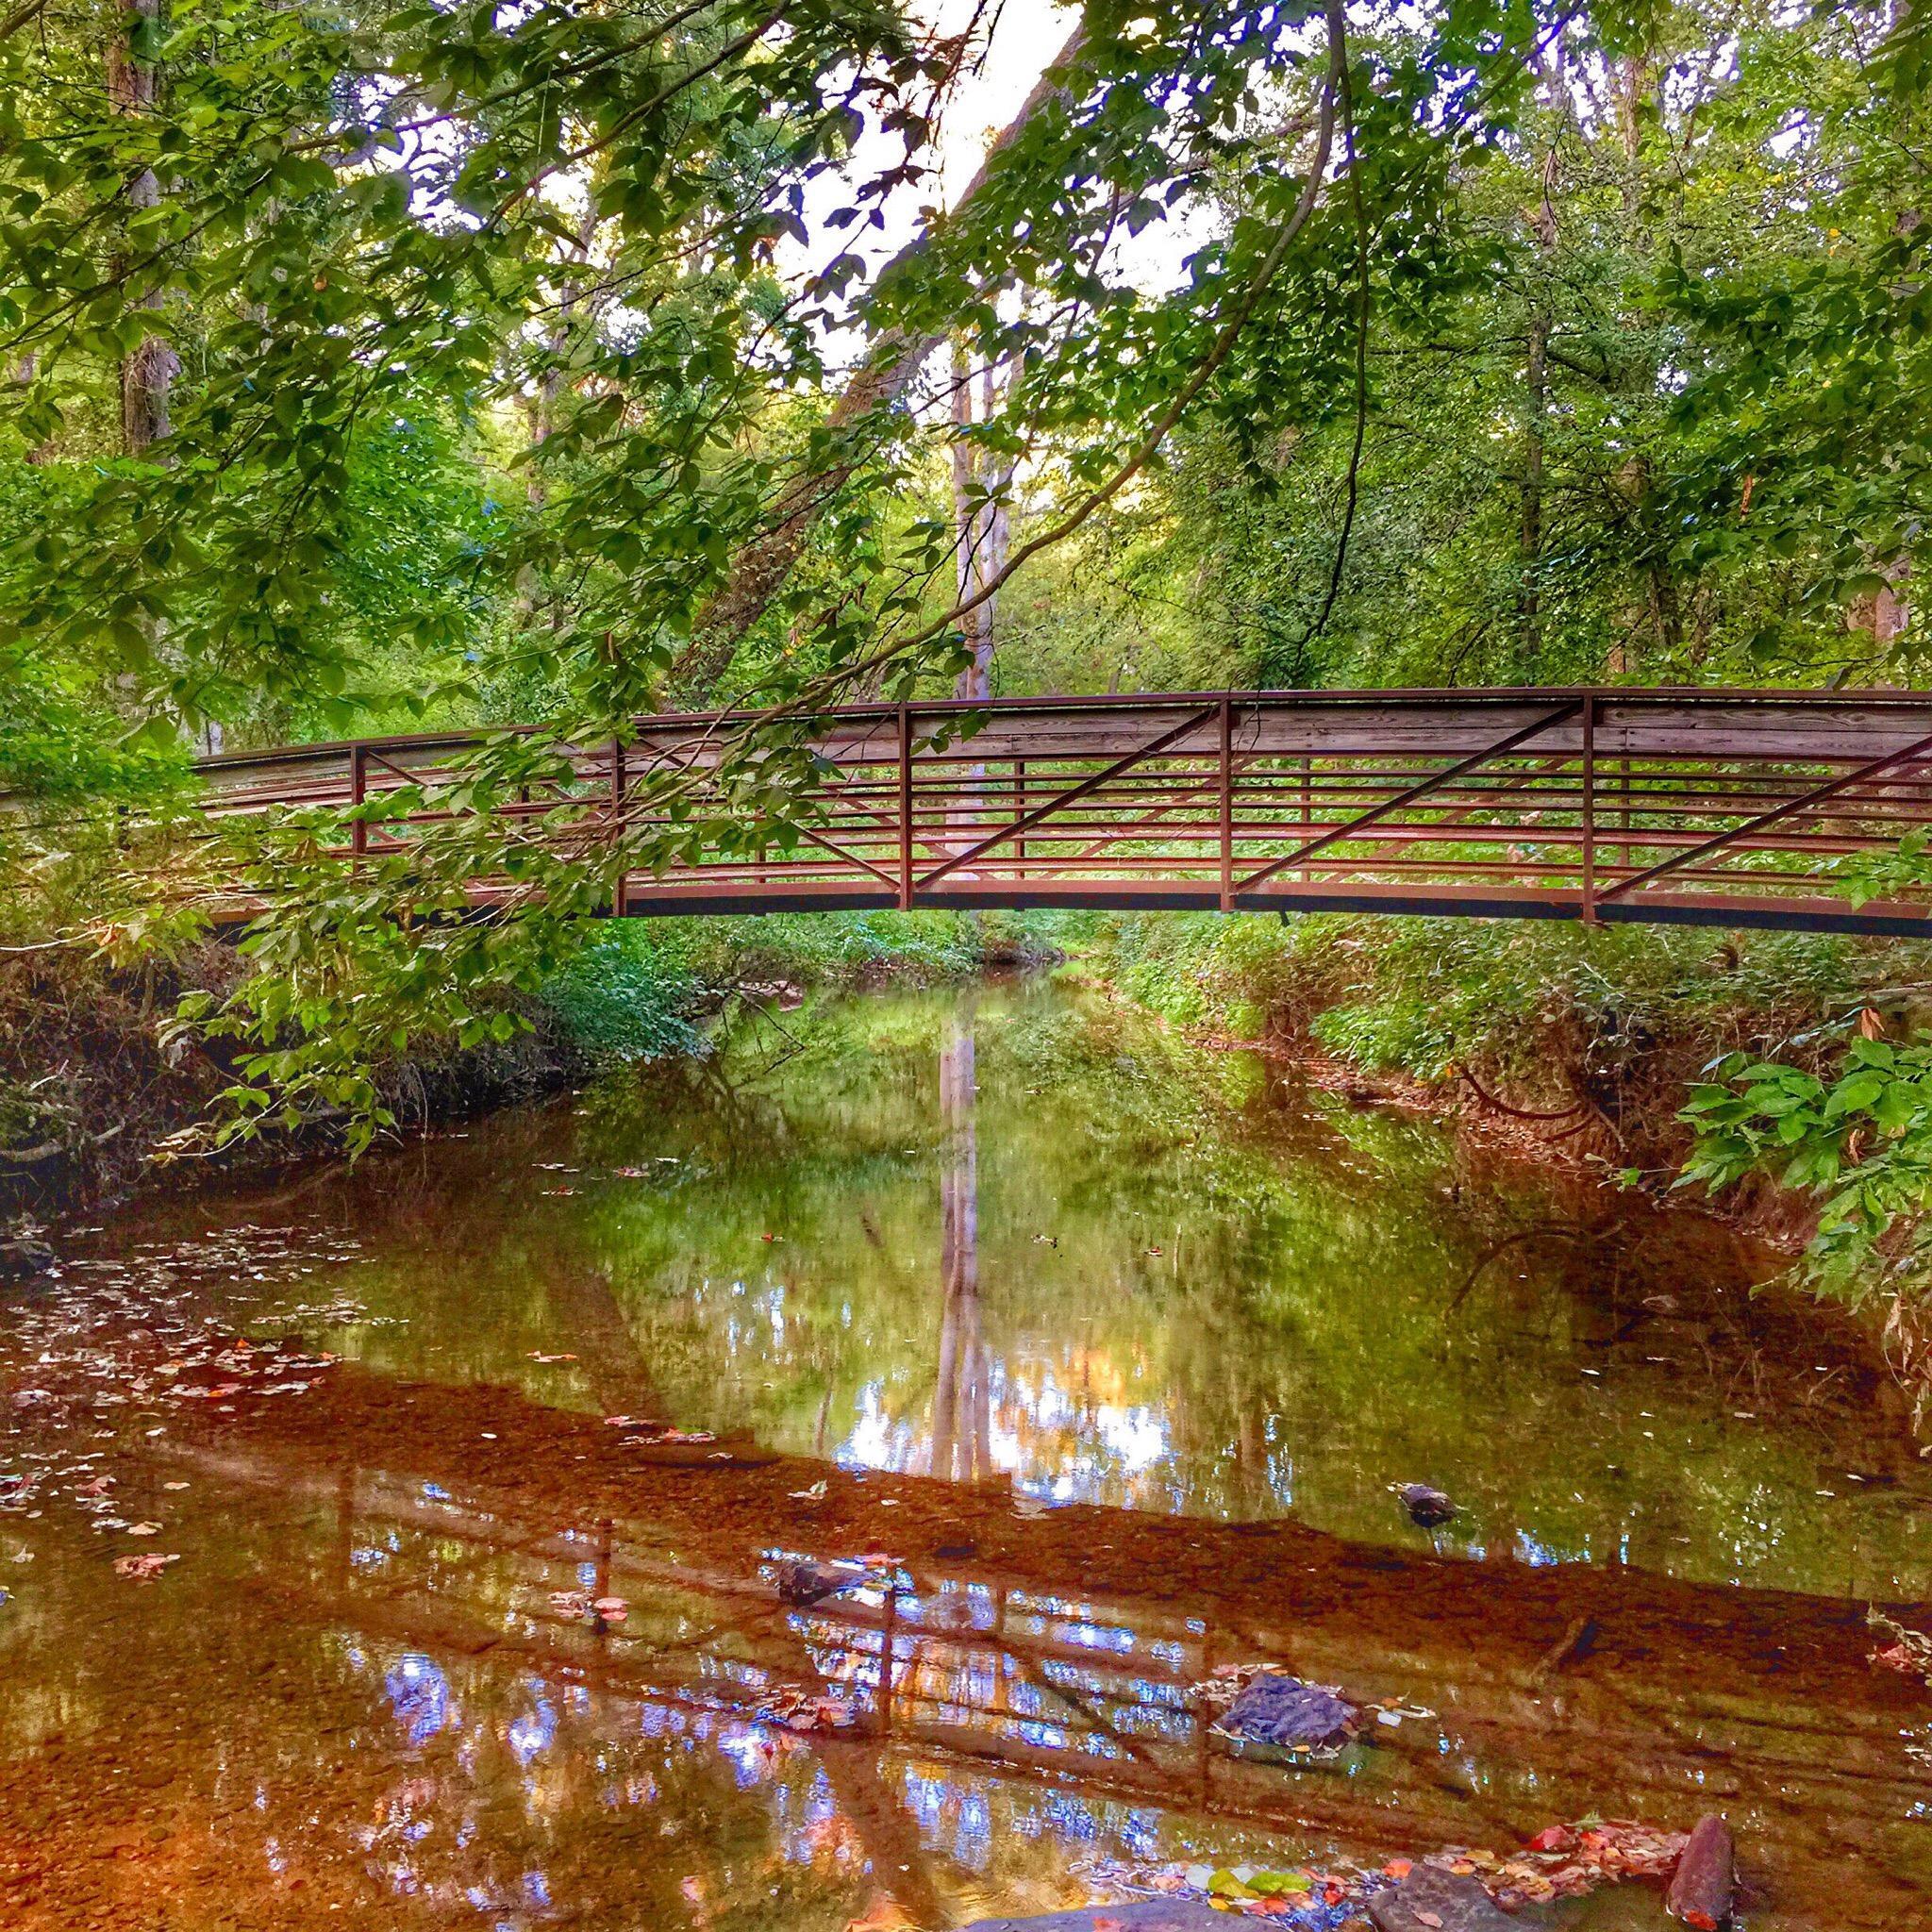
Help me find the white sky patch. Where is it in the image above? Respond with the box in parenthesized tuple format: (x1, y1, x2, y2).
(788, 0, 1203, 383)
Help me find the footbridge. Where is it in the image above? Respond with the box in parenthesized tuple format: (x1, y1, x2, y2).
(192, 687, 1932, 935)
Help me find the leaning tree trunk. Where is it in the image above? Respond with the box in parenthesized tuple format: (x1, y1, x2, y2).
(107, 0, 177, 456)
(665, 23, 1088, 706)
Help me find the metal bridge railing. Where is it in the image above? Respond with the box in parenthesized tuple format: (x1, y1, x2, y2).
(182, 687, 1932, 935)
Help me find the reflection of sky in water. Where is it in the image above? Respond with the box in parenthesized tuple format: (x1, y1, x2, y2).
(0, 1441, 1882, 1932)
(506, 1687, 556, 1767)
(385, 1652, 454, 1746)
(326, 1571, 1286, 1921)
(841, 1364, 1178, 1497)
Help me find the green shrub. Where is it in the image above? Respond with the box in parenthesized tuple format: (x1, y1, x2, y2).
(539, 910, 1052, 1064)
(539, 924, 704, 1063)
(1063, 908, 1928, 1091)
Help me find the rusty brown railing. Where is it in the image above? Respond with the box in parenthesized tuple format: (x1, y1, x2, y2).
(190, 687, 1932, 934)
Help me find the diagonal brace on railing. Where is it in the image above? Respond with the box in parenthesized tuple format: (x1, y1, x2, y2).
(1233, 700, 1584, 895)
(787, 819, 905, 891)
(912, 706, 1219, 891)
(1599, 724, 1932, 901)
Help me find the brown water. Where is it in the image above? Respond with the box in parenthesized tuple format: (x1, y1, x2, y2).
(4, 977, 1931, 1929)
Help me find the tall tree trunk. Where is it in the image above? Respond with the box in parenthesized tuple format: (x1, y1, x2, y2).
(515, 207, 600, 625)
(1610, 48, 1658, 675)
(1521, 152, 1557, 668)
(978, 357, 1010, 643)
(1614, 52, 1645, 225)
(665, 24, 1088, 706)
(949, 340, 994, 702)
(107, 0, 177, 457)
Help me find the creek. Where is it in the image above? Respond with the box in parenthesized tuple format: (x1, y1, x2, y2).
(3, 976, 1929, 1928)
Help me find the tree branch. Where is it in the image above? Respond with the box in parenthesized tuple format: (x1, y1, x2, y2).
(664, 19, 1092, 703)
(759, 0, 1349, 711)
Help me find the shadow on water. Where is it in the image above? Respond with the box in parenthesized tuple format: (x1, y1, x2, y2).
(5, 976, 1932, 1928)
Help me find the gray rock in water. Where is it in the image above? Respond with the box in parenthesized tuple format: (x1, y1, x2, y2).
(1368, 1868, 1523, 1932)
(1399, 1482, 1457, 1528)
(774, 1558, 867, 1606)
(964, 1908, 1230, 1932)
(0, 1228, 55, 1284)
(1219, 1672, 1360, 1751)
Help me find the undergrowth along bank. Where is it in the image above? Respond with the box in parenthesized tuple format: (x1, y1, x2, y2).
(1052, 907, 1932, 1215)
(537, 910, 1042, 1063)
(0, 910, 1040, 1221)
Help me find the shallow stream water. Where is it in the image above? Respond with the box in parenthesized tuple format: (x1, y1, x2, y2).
(4, 976, 1931, 1928)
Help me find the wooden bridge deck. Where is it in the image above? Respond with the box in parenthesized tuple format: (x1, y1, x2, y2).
(192, 687, 1932, 935)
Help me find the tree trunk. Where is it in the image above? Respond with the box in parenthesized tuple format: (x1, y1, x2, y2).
(1521, 153, 1557, 668)
(950, 340, 995, 702)
(978, 356, 1011, 644)
(107, 0, 177, 457)
(13, 354, 48, 464)
(515, 207, 600, 625)
(1614, 52, 1645, 223)
(665, 24, 1088, 705)
(1849, 557, 1911, 657)
(1610, 46, 1666, 675)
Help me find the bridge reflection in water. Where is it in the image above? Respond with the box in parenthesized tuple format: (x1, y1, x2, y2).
(156, 1422, 1927, 1932)
(192, 687, 1932, 935)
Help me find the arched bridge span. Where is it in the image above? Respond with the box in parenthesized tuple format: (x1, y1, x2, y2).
(194, 688, 1932, 936)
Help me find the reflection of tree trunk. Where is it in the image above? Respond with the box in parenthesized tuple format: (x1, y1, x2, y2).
(376, 1262, 944, 1923)
(544, 1266, 667, 1421)
(930, 1008, 991, 1482)
(756, 1609, 948, 1928)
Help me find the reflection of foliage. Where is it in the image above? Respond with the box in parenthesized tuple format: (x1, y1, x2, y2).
(114, 980, 1929, 1598)
(334, 979, 1916, 1597)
